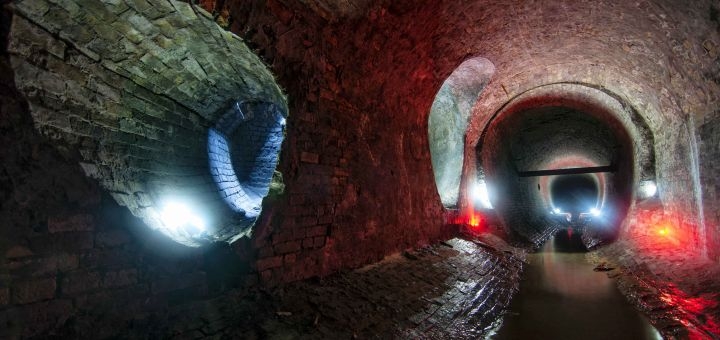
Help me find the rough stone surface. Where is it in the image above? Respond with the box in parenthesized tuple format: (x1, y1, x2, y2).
(8, 0, 287, 246)
(242, 237, 524, 339)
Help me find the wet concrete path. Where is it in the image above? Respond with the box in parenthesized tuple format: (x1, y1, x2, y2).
(492, 233, 661, 340)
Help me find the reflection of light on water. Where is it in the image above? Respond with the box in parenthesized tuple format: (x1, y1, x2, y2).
(658, 284, 720, 337)
(540, 239, 613, 300)
(646, 324, 663, 340)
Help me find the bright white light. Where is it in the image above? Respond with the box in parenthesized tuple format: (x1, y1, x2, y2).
(590, 208, 601, 217)
(161, 202, 206, 234)
(553, 208, 562, 214)
(472, 181, 493, 209)
(638, 180, 657, 199)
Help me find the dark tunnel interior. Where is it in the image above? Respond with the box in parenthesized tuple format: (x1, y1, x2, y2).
(479, 104, 634, 244)
(550, 174, 599, 215)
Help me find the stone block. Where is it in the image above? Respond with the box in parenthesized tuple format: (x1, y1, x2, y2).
(95, 229, 132, 248)
(151, 272, 206, 294)
(307, 225, 327, 237)
(257, 256, 283, 271)
(127, 13, 156, 36)
(103, 269, 138, 288)
(275, 241, 301, 255)
(313, 236, 326, 248)
(7, 253, 79, 276)
(258, 246, 274, 258)
(284, 253, 297, 265)
(300, 152, 319, 164)
(318, 215, 333, 225)
(5, 245, 34, 259)
(79, 247, 138, 269)
(61, 271, 101, 295)
(1, 299, 72, 338)
(29, 232, 94, 254)
(14, 0, 51, 18)
(47, 213, 94, 233)
(271, 231, 296, 245)
(259, 269, 273, 283)
(298, 216, 317, 227)
(12, 277, 56, 304)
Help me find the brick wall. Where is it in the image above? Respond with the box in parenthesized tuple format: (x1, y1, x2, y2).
(0, 52, 263, 337)
(697, 111, 720, 260)
(229, 0, 452, 284)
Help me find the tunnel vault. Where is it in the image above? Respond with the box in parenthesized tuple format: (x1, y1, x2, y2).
(7, 0, 287, 247)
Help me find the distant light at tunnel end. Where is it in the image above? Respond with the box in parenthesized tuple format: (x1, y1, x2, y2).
(161, 202, 206, 234)
(638, 180, 657, 199)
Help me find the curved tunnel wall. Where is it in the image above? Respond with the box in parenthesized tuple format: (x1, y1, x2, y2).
(441, 0, 719, 257)
(8, 0, 287, 247)
(209, 101, 286, 219)
(474, 84, 647, 242)
(428, 57, 494, 208)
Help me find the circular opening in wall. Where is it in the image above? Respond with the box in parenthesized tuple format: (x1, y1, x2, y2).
(208, 100, 286, 222)
(477, 93, 638, 244)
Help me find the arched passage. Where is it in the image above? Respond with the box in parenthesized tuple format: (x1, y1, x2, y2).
(473, 83, 655, 243)
(428, 57, 495, 208)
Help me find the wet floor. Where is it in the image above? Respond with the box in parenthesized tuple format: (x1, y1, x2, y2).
(492, 232, 662, 340)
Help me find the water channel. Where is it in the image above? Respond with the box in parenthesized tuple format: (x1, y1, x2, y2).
(492, 232, 662, 339)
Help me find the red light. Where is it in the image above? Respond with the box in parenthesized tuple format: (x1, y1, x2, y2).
(467, 212, 481, 228)
(449, 205, 484, 231)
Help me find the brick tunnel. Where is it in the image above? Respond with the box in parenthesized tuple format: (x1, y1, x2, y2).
(0, 0, 719, 338)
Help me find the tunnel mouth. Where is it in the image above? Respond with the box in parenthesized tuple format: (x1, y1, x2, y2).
(208, 101, 286, 222)
(475, 85, 642, 245)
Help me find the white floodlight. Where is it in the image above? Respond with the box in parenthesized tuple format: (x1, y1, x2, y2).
(161, 202, 206, 234)
(472, 181, 493, 209)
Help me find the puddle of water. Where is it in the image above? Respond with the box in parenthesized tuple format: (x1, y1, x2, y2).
(491, 233, 662, 340)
